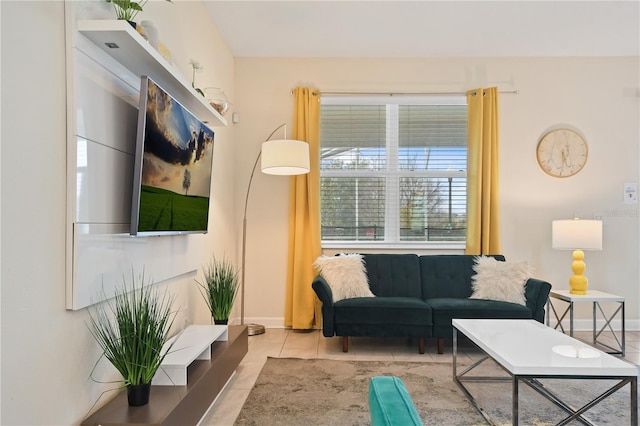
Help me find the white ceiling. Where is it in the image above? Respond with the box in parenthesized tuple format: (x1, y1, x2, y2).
(203, 1, 640, 58)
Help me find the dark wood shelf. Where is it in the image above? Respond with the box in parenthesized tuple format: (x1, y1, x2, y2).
(82, 325, 248, 425)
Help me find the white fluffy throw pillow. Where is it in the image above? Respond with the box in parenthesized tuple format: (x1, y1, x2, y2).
(313, 254, 375, 302)
(470, 256, 533, 306)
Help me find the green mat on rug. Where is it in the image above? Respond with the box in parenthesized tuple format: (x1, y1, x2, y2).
(234, 357, 636, 426)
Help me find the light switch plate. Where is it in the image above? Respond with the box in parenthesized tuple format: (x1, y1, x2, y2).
(624, 182, 637, 204)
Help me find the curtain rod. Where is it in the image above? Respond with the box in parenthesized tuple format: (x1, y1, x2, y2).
(292, 89, 518, 96)
(322, 90, 518, 96)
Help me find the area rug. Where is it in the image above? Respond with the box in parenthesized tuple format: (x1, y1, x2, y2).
(234, 357, 636, 426)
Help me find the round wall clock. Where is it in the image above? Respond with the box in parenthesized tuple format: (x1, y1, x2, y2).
(536, 128, 588, 178)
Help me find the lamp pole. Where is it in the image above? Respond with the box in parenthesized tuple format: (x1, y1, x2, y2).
(240, 123, 288, 336)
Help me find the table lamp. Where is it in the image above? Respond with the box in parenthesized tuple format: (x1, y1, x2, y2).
(552, 218, 603, 294)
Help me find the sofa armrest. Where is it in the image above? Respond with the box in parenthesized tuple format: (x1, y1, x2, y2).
(312, 275, 335, 337)
(524, 278, 552, 323)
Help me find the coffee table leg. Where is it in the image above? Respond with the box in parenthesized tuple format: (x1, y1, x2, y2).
(593, 302, 597, 345)
(570, 301, 574, 337)
(513, 376, 519, 426)
(453, 328, 458, 378)
(632, 377, 637, 426)
(622, 301, 626, 356)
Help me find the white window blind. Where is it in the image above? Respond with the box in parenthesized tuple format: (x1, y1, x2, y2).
(319, 96, 468, 246)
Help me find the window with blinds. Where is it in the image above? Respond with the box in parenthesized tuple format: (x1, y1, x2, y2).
(319, 96, 467, 246)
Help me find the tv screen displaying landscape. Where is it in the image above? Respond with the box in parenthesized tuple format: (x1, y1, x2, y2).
(130, 76, 215, 236)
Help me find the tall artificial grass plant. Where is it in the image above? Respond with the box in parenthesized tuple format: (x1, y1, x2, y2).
(197, 256, 239, 324)
(88, 272, 177, 406)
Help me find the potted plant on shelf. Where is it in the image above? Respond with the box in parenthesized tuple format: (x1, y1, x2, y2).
(197, 256, 240, 325)
(105, 0, 172, 25)
(88, 272, 177, 406)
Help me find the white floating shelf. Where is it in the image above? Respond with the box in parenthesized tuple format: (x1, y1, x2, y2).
(77, 20, 227, 127)
(153, 324, 229, 386)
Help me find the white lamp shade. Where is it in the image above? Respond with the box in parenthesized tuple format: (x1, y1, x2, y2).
(552, 219, 603, 250)
(261, 139, 310, 175)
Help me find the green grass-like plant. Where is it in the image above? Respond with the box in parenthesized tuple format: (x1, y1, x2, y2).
(197, 257, 239, 322)
(105, 0, 172, 22)
(88, 272, 177, 387)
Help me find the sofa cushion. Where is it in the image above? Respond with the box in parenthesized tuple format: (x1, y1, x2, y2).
(363, 254, 421, 298)
(426, 297, 532, 328)
(419, 254, 505, 299)
(313, 254, 375, 302)
(335, 297, 432, 327)
(470, 256, 533, 306)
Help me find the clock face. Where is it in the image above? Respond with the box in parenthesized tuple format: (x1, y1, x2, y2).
(536, 128, 588, 178)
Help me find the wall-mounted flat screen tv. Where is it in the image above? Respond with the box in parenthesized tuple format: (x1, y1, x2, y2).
(131, 76, 215, 236)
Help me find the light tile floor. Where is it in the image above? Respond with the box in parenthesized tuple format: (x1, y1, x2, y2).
(200, 328, 640, 425)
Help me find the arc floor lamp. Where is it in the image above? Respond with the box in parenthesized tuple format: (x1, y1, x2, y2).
(241, 123, 310, 335)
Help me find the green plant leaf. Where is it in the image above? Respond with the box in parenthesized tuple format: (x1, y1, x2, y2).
(196, 256, 239, 321)
(105, 0, 175, 22)
(87, 271, 177, 386)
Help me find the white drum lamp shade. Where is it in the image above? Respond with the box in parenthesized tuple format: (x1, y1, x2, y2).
(552, 219, 603, 251)
(261, 139, 310, 175)
(552, 219, 602, 294)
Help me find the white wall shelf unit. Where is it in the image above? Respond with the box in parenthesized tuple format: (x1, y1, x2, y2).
(153, 325, 229, 386)
(77, 19, 227, 127)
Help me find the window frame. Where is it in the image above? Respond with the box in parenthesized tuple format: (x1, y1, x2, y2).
(319, 95, 468, 250)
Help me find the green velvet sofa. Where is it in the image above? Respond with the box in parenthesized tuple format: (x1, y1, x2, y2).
(311, 254, 552, 354)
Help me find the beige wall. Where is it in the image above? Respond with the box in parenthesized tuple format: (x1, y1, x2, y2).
(235, 57, 640, 329)
(1, 1, 639, 423)
(1, 1, 236, 424)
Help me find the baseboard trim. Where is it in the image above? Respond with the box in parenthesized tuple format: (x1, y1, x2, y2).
(230, 317, 640, 332)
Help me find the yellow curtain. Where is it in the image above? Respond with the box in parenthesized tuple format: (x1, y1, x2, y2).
(465, 87, 501, 255)
(285, 87, 322, 329)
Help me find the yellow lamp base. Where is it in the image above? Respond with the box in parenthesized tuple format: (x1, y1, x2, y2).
(568, 249, 588, 295)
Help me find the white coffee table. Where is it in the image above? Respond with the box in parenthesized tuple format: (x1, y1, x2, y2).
(452, 319, 638, 426)
(546, 289, 625, 355)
